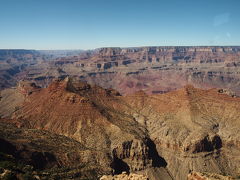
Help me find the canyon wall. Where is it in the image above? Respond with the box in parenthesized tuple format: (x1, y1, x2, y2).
(12, 46, 240, 95)
(1, 78, 240, 179)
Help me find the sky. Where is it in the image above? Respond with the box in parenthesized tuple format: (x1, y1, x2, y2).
(0, 0, 240, 50)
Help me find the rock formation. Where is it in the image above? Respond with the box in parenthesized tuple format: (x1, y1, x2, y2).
(1, 78, 240, 179)
(8, 46, 239, 96)
(187, 172, 235, 180)
(0, 121, 109, 179)
(100, 171, 149, 180)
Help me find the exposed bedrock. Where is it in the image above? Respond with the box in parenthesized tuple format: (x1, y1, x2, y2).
(2, 46, 240, 96)
(1, 78, 240, 179)
(111, 138, 167, 174)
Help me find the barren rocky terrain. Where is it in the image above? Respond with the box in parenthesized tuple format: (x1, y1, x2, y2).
(1, 78, 240, 179)
(1, 47, 240, 96)
(0, 121, 109, 179)
(8, 46, 238, 96)
(1, 46, 240, 179)
(0, 49, 84, 90)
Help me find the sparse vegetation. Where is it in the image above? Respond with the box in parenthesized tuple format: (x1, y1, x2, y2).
(0, 122, 104, 179)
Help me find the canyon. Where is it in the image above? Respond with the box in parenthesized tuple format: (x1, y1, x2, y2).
(1, 46, 239, 96)
(0, 77, 240, 179)
(0, 47, 240, 179)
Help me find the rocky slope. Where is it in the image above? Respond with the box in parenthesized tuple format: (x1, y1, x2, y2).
(9, 78, 171, 178)
(18, 46, 240, 95)
(123, 85, 240, 179)
(0, 121, 112, 179)
(100, 171, 149, 180)
(187, 171, 235, 180)
(1, 78, 240, 179)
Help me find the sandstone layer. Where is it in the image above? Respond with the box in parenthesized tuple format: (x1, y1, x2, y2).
(17, 46, 240, 96)
(1, 47, 240, 96)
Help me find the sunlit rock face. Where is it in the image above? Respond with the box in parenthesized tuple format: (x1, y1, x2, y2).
(1, 78, 240, 179)
(1, 46, 240, 179)
(11, 46, 240, 96)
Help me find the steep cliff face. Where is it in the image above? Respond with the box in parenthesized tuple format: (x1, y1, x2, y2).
(18, 46, 240, 96)
(1, 79, 240, 179)
(123, 85, 240, 179)
(1, 47, 240, 96)
(7, 78, 170, 179)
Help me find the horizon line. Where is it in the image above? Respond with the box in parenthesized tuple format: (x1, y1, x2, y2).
(1, 45, 240, 51)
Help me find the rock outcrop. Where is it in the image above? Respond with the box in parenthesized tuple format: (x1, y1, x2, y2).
(187, 172, 235, 180)
(0, 121, 110, 179)
(5, 78, 171, 179)
(1, 78, 240, 179)
(100, 171, 149, 180)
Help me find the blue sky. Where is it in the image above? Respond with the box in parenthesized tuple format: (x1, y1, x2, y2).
(0, 0, 239, 49)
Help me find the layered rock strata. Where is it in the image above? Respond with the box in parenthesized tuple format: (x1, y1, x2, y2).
(0, 78, 240, 179)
